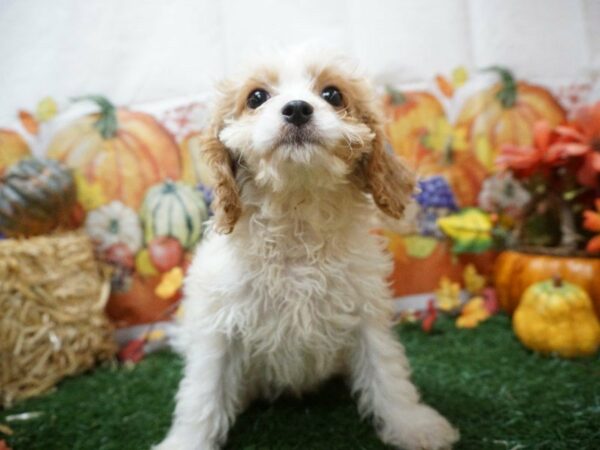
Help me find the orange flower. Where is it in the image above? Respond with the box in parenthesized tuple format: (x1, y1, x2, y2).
(554, 102, 600, 187)
(583, 199, 600, 253)
(497, 121, 558, 174)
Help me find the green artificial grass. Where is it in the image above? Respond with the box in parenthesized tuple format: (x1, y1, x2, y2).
(2, 315, 600, 450)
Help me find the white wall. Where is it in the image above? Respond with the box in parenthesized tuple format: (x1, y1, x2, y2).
(0, 0, 598, 123)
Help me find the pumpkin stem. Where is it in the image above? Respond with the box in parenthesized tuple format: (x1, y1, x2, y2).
(552, 275, 563, 288)
(385, 86, 407, 105)
(483, 66, 517, 109)
(72, 96, 118, 139)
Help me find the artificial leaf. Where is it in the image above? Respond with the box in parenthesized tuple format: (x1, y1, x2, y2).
(482, 287, 500, 315)
(421, 299, 437, 333)
(74, 172, 107, 211)
(437, 208, 493, 253)
(118, 338, 145, 363)
(155, 267, 184, 300)
(435, 277, 461, 312)
(463, 264, 486, 295)
(452, 66, 469, 87)
(435, 74, 454, 97)
(18, 110, 39, 134)
(456, 297, 490, 329)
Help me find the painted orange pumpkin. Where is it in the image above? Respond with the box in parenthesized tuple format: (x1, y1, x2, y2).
(179, 132, 215, 187)
(0, 129, 30, 176)
(416, 150, 488, 207)
(384, 90, 445, 166)
(47, 96, 181, 210)
(494, 251, 600, 319)
(456, 67, 566, 170)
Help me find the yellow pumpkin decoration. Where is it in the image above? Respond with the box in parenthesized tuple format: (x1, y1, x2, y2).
(513, 278, 600, 358)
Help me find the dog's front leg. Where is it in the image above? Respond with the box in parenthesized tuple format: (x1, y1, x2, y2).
(153, 332, 240, 450)
(350, 321, 459, 450)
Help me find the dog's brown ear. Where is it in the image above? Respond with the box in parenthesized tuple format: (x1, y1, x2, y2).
(201, 88, 242, 234)
(356, 106, 416, 219)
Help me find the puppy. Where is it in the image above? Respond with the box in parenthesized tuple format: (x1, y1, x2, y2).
(154, 48, 459, 450)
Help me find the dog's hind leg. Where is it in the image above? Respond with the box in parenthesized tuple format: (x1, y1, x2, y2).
(349, 321, 459, 450)
(153, 333, 243, 450)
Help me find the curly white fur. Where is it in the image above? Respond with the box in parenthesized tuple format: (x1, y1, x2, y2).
(154, 47, 459, 450)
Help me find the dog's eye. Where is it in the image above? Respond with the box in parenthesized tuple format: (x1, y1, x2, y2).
(247, 89, 270, 109)
(321, 86, 343, 107)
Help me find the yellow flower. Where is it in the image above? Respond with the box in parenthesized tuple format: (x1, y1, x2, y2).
(155, 267, 184, 300)
(463, 264, 486, 295)
(74, 172, 107, 210)
(423, 118, 469, 154)
(435, 276, 461, 312)
(456, 297, 490, 328)
(36, 97, 58, 121)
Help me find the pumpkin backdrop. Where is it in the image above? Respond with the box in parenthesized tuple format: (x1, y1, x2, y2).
(0, 66, 597, 327)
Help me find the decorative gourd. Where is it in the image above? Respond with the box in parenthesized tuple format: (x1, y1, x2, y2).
(456, 67, 566, 170)
(0, 129, 31, 176)
(47, 96, 181, 210)
(0, 158, 76, 237)
(494, 250, 600, 319)
(384, 90, 445, 166)
(141, 180, 208, 249)
(417, 150, 488, 207)
(85, 200, 143, 254)
(513, 278, 600, 357)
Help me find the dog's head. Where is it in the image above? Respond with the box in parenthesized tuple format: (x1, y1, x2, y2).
(203, 48, 416, 233)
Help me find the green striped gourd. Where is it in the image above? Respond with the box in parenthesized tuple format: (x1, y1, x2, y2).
(140, 180, 208, 249)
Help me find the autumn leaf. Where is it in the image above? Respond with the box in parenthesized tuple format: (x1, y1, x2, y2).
(421, 299, 438, 333)
(118, 338, 146, 363)
(456, 297, 490, 329)
(155, 267, 184, 300)
(435, 277, 461, 312)
(18, 110, 39, 135)
(74, 172, 107, 211)
(463, 264, 486, 295)
(36, 97, 58, 121)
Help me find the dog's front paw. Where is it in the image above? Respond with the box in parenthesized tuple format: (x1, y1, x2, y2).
(152, 433, 218, 450)
(379, 404, 459, 450)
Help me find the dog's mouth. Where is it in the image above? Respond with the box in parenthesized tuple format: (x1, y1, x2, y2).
(277, 125, 321, 148)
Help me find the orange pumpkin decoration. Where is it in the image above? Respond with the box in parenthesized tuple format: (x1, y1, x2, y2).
(0, 129, 30, 176)
(380, 230, 496, 297)
(384, 89, 445, 166)
(416, 150, 488, 207)
(179, 132, 215, 186)
(106, 273, 181, 327)
(456, 67, 566, 170)
(494, 250, 600, 318)
(47, 96, 181, 209)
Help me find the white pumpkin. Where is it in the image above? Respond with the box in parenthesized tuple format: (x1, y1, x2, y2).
(85, 200, 143, 253)
(140, 180, 208, 249)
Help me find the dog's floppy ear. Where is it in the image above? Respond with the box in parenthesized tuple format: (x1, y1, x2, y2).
(201, 85, 242, 234)
(356, 103, 416, 219)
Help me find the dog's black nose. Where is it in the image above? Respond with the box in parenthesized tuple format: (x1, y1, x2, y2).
(282, 100, 313, 127)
